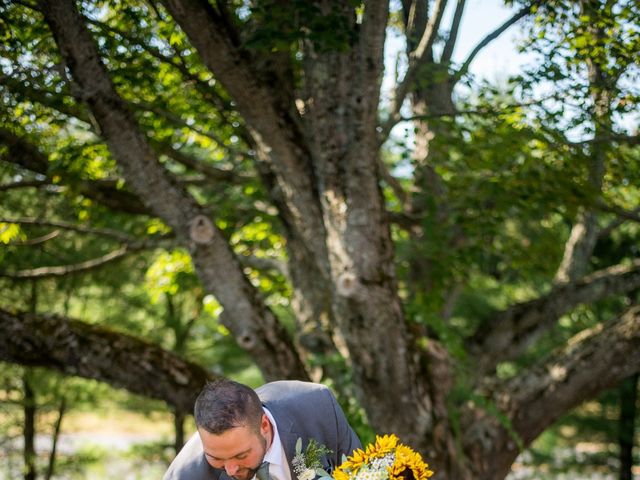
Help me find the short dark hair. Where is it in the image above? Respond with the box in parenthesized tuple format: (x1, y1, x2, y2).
(194, 379, 264, 434)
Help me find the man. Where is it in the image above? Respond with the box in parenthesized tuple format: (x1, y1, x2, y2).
(164, 379, 362, 480)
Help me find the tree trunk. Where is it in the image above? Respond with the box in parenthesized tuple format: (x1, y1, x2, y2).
(618, 373, 638, 480)
(45, 396, 66, 480)
(555, 0, 610, 285)
(174, 410, 186, 455)
(23, 374, 36, 480)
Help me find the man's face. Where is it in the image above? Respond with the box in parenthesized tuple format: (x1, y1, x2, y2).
(199, 414, 270, 480)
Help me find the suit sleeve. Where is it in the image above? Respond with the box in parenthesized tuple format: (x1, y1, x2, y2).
(325, 387, 362, 462)
(163, 432, 221, 480)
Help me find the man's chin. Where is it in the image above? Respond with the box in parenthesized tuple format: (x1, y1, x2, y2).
(231, 471, 254, 480)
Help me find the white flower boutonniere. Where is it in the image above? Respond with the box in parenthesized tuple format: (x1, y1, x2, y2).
(292, 438, 333, 480)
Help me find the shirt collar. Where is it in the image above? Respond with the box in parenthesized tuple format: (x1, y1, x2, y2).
(262, 407, 283, 467)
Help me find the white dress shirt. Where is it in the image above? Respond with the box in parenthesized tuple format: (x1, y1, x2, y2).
(256, 407, 291, 480)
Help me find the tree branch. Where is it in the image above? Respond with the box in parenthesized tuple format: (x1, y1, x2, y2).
(0, 179, 51, 191)
(0, 245, 137, 279)
(501, 305, 640, 446)
(412, 0, 447, 62)
(6, 230, 60, 246)
(0, 308, 212, 414)
(158, 0, 288, 133)
(400, 96, 552, 120)
(238, 254, 290, 281)
(155, 143, 250, 184)
(159, 0, 329, 274)
(0, 128, 149, 215)
(0, 127, 49, 173)
(596, 200, 640, 224)
(82, 14, 244, 130)
(39, 0, 200, 228)
(386, 211, 421, 230)
(463, 306, 640, 478)
(39, 0, 310, 381)
(131, 99, 235, 150)
(454, 3, 534, 82)
(1, 70, 252, 199)
(384, 0, 448, 130)
(378, 157, 410, 208)
(0, 74, 92, 124)
(1, 63, 243, 163)
(400, 0, 418, 46)
(599, 207, 640, 239)
(467, 259, 640, 376)
(441, 0, 466, 64)
(0, 217, 146, 243)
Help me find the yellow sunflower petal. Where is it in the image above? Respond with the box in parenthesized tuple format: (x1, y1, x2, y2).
(388, 444, 433, 480)
(333, 468, 351, 480)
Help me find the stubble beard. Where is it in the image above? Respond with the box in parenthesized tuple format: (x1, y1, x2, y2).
(231, 431, 268, 480)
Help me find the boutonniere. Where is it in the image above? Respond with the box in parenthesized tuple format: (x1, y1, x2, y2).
(292, 438, 333, 480)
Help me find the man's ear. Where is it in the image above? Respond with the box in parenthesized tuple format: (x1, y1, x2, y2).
(260, 413, 271, 437)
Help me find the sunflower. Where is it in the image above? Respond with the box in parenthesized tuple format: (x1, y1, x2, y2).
(367, 434, 398, 458)
(333, 435, 434, 480)
(388, 445, 433, 480)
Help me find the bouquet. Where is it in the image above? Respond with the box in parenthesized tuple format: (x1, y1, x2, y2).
(333, 434, 434, 480)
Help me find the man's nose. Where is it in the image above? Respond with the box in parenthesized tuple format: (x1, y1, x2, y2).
(224, 461, 240, 476)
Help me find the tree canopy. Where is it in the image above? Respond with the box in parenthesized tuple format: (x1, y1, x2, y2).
(1, 0, 639, 479)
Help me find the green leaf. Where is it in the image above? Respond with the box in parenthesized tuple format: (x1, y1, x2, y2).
(295, 437, 303, 455)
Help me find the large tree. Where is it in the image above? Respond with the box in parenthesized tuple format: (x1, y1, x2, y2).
(1, 0, 639, 479)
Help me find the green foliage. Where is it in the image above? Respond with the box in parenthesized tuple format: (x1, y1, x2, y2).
(295, 437, 333, 470)
(518, 0, 639, 137)
(243, 0, 359, 53)
(145, 249, 196, 303)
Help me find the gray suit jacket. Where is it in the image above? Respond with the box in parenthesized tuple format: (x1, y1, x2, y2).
(164, 381, 362, 480)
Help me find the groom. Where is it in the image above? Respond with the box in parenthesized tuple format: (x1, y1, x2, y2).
(163, 379, 362, 480)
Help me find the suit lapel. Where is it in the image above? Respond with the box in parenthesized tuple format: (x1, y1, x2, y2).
(266, 402, 300, 475)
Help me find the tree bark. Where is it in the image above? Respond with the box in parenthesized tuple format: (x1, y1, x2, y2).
(618, 374, 638, 480)
(23, 374, 37, 480)
(554, 210, 601, 283)
(173, 410, 186, 455)
(294, 1, 440, 448)
(0, 308, 212, 414)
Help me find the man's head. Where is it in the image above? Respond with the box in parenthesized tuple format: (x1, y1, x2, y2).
(195, 380, 272, 480)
